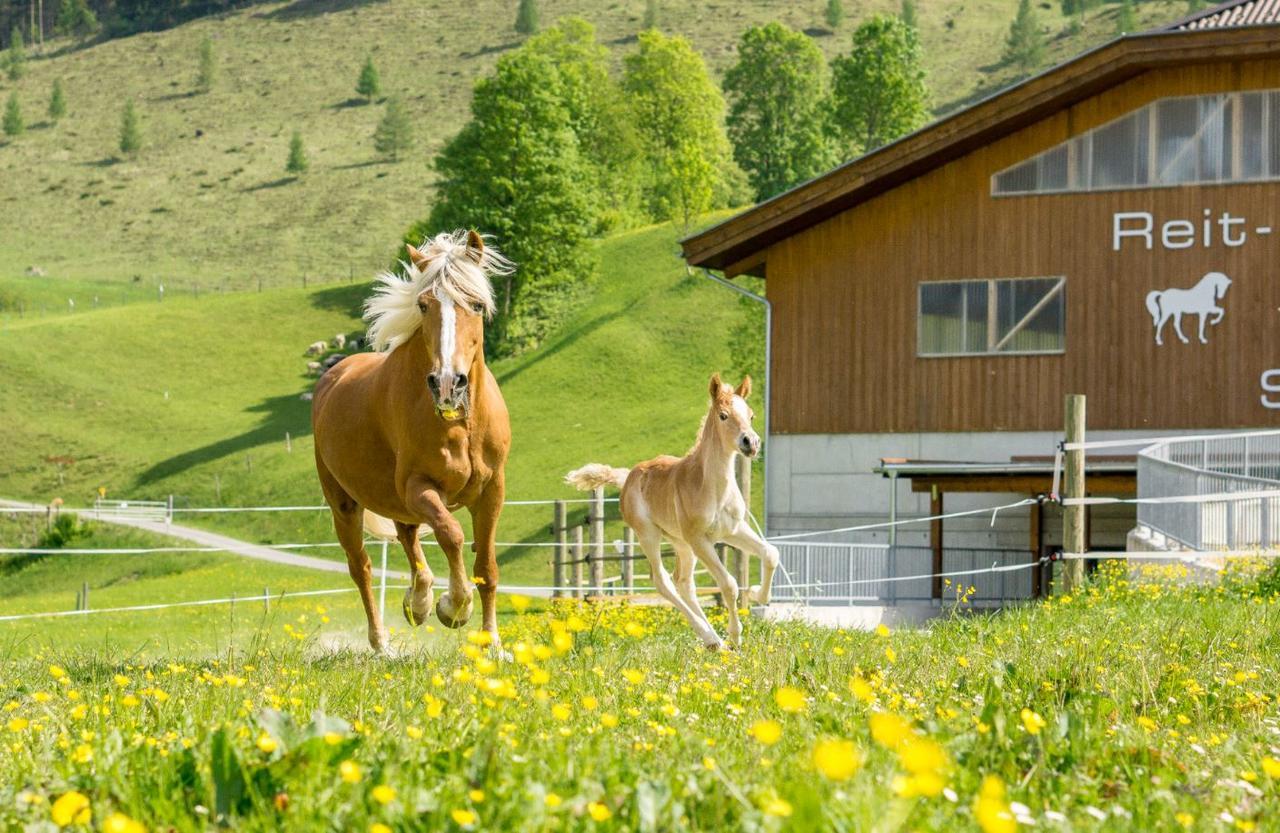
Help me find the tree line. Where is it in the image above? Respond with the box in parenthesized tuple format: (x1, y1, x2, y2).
(411, 14, 930, 358)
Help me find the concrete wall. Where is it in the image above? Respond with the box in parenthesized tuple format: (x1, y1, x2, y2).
(762, 429, 1223, 550)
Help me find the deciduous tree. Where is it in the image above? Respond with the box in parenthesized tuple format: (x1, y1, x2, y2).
(829, 15, 929, 155)
(421, 49, 595, 355)
(724, 22, 834, 200)
(622, 30, 738, 228)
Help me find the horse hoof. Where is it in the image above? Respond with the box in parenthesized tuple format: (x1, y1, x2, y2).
(435, 593, 473, 629)
(402, 584, 434, 628)
(703, 638, 725, 652)
(369, 627, 389, 653)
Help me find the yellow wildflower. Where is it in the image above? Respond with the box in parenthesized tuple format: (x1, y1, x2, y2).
(339, 760, 362, 784)
(451, 808, 477, 826)
(50, 791, 91, 827)
(102, 812, 144, 833)
(588, 802, 612, 821)
(869, 712, 912, 749)
(1020, 708, 1046, 735)
(544, 793, 563, 808)
(371, 785, 395, 805)
(812, 738, 861, 781)
(749, 720, 782, 745)
(774, 686, 806, 713)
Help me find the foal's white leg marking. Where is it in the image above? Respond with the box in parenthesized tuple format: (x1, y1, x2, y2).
(723, 524, 780, 606)
(690, 538, 741, 648)
(636, 528, 723, 649)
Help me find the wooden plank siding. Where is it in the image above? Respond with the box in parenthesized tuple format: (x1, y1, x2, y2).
(763, 58, 1280, 435)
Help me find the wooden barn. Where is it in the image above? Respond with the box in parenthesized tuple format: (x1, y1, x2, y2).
(682, 3, 1280, 603)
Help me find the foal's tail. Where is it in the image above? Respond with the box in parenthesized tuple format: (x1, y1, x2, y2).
(363, 509, 399, 542)
(1145, 290, 1162, 326)
(565, 464, 630, 491)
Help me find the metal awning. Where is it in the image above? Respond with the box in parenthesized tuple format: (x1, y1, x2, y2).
(874, 457, 1137, 494)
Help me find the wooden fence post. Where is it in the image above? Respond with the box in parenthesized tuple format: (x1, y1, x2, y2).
(572, 525, 585, 600)
(1063, 394, 1086, 593)
(264, 586, 270, 613)
(622, 527, 635, 594)
(553, 500, 567, 597)
(590, 487, 605, 599)
(81, 581, 89, 611)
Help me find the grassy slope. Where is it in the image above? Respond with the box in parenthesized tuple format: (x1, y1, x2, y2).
(0, 0, 1192, 287)
(0, 221, 755, 584)
(2, 571, 1279, 830)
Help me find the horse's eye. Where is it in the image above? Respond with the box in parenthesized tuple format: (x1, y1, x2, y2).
(471, 303, 484, 314)
(719, 412, 728, 421)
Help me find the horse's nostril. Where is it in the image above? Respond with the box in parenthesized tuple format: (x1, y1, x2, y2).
(457, 373, 468, 387)
(427, 374, 438, 389)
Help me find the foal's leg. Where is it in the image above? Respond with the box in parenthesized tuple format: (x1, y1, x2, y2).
(469, 476, 505, 651)
(635, 526, 724, 651)
(689, 538, 741, 648)
(670, 541, 706, 618)
(405, 479, 473, 629)
(395, 521, 435, 627)
(722, 523, 781, 606)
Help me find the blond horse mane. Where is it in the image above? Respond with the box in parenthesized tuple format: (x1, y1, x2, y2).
(364, 230, 514, 353)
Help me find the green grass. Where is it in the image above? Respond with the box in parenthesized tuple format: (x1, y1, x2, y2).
(3, 566, 1280, 831)
(0, 0, 1192, 286)
(0, 221, 758, 586)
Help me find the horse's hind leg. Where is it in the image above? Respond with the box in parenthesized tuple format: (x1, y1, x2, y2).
(689, 538, 741, 648)
(671, 541, 710, 625)
(318, 472, 387, 652)
(396, 521, 434, 628)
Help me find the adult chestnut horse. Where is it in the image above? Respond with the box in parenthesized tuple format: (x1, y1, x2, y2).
(312, 230, 513, 652)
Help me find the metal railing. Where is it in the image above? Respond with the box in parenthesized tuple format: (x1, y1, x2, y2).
(1137, 430, 1280, 550)
(91, 499, 170, 522)
(771, 543, 1033, 604)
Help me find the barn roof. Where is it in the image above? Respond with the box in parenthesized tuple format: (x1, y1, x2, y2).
(681, 23, 1280, 277)
(1166, 0, 1280, 30)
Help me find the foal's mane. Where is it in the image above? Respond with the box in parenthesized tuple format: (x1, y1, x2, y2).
(364, 230, 514, 352)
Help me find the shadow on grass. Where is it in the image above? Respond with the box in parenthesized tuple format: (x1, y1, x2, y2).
(332, 160, 382, 170)
(460, 40, 521, 59)
(257, 0, 385, 21)
(308, 283, 369, 317)
(135, 392, 314, 485)
(332, 98, 375, 109)
(80, 157, 119, 168)
(152, 90, 198, 103)
(241, 177, 297, 192)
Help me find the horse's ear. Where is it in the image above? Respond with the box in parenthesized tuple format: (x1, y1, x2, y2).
(406, 243, 430, 271)
(735, 375, 752, 400)
(465, 230, 485, 265)
(709, 373, 722, 400)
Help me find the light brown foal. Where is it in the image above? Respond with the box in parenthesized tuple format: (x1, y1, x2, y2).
(566, 374, 780, 650)
(312, 230, 512, 652)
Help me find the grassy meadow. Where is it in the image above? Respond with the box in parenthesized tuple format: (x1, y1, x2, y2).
(0, 0, 1194, 286)
(3, 563, 1280, 831)
(0, 221, 759, 589)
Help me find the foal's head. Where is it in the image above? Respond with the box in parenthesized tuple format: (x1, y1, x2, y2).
(708, 373, 760, 458)
(364, 229, 513, 421)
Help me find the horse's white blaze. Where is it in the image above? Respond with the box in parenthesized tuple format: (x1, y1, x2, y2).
(731, 395, 750, 422)
(435, 287, 459, 376)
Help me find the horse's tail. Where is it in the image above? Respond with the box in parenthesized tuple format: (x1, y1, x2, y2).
(565, 464, 630, 491)
(1145, 290, 1162, 325)
(363, 509, 399, 541)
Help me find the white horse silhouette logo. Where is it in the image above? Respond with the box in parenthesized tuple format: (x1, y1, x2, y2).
(1145, 271, 1231, 345)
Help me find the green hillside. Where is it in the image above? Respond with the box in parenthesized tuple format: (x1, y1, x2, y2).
(0, 220, 755, 582)
(0, 0, 1193, 287)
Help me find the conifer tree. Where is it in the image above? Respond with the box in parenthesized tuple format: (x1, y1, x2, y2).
(286, 130, 308, 174)
(7, 26, 25, 82)
(1115, 0, 1136, 34)
(643, 0, 658, 30)
(54, 0, 98, 39)
(1003, 0, 1045, 72)
(48, 78, 66, 121)
(900, 0, 919, 30)
(373, 95, 413, 161)
(825, 0, 844, 29)
(119, 100, 142, 156)
(356, 55, 380, 103)
(197, 36, 216, 93)
(3, 92, 24, 138)
(514, 0, 538, 35)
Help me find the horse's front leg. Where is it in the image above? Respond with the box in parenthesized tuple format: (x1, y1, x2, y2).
(468, 474, 505, 651)
(1198, 312, 1210, 344)
(723, 523, 780, 607)
(1173, 312, 1190, 344)
(405, 480, 472, 629)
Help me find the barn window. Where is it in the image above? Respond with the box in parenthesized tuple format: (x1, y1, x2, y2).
(992, 89, 1280, 195)
(918, 277, 1065, 356)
